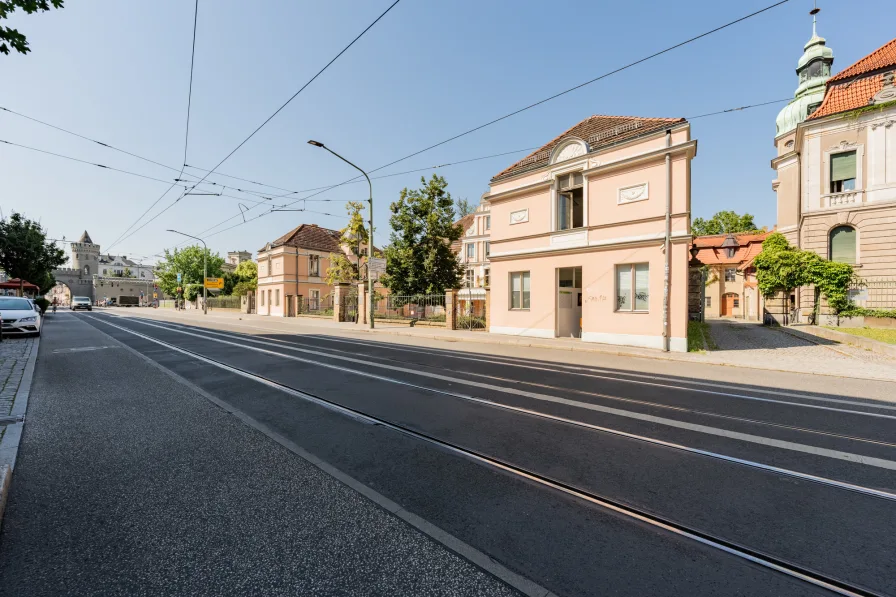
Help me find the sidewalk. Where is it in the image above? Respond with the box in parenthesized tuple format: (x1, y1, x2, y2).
(114, 307, 896, 382)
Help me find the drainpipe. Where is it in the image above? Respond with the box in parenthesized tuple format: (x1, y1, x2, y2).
(663, 130, 672, 352)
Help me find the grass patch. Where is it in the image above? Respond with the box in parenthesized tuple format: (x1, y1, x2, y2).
(823, 327, 896, 345)
(688, 320, 718, 352)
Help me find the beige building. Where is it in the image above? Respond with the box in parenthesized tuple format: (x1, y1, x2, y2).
(772, 32, 896, 319)
(485, 114, 696, 352)
(691, 232, 769, 321)
(222, 250, 252, 273)
(255, 224, 349, 317)
(452, 201, 492, 289)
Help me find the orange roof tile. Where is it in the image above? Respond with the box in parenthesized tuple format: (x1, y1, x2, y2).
(828, 38, 896, 83)
(808, 38, 896, 121)
(691, 232, 769, 248)
(690, 232, 769, 268)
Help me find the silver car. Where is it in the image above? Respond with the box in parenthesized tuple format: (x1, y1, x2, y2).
(0, 297, 42, 337)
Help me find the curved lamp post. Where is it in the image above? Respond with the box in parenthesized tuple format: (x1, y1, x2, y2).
(167, 229, 207, 315)
(307, 140, 374, 329)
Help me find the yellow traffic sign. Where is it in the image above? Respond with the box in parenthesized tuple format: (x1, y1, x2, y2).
(153, 292, 158, 299)
(204, 277, 224, 289)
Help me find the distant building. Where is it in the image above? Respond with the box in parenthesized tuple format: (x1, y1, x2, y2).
(52, 230, 155, 304)
(222, 250, 252, 273)
(772, 20, 896, 321)
(690, 232, 769, 321)
(255, 224, 349, 317)
(451, 201, 491, 289)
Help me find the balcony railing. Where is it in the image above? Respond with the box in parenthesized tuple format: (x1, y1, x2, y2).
(825, 190, 863, 208)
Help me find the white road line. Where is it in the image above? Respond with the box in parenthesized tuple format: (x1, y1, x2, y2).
(107, 309, 896, 412)
(82, 317, 882, 597)
(92, 314, 896, 475)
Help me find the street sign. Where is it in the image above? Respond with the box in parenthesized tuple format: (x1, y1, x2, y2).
(204, 277, 224, 289)
(153, 292, 158, 299)
(367, 257, 386, 273)
(177, 273, 182, 282)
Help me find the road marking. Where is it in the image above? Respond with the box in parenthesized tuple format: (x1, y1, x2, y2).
(91, 314, 896, 478)
(51, 345, 117, 353)
(79, 316, 892, 597)
(103, 309, 896, 412)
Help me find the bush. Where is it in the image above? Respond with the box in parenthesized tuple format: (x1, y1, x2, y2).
(456, 315, 486, 329)
(34, 297, 50, 314)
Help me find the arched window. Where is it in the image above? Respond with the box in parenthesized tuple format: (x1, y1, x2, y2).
(829, 225, 856, 264)
(83, 265, 91, 276)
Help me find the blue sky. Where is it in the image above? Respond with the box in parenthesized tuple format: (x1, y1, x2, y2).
(2, 0, 892, 264)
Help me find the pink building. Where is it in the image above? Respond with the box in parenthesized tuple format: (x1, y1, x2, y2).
(485, 115, 696, 352)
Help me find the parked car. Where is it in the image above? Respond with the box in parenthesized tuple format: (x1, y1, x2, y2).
(71, 296, 93, 311)
(0, 297, 42, 337)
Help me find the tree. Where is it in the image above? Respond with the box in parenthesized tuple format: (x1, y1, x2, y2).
(0, 211, 66, 294)
(383, 175, 464, 296)
(1, 0, 64, 55)
(754, 232, 856, 316)
(454, 197, 476, 219)
(122, 267, 133, 278)
(326, 201, 370, 285)
(154, 245, 224, 297)
(692, 211, 760, 237)
(229, 260, 257, 296)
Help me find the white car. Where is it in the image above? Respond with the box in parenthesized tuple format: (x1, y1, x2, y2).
(71, 296, 93, 311)
(0, 297, 42, 337)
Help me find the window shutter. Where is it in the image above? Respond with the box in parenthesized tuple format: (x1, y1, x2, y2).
(830, 226, 856, 264)
(831, 151, 856, 182)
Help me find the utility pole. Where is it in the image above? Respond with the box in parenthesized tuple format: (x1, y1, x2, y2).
(308, 140, 375, 329)
(167, 230, 208, 315)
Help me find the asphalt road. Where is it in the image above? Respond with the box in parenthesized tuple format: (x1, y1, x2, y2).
(3, 310, 895, 596)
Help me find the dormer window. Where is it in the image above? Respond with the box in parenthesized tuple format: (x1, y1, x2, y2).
(556, 172, 584, 231)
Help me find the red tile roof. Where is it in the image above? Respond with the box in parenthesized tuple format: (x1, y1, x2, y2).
(260, 224, 342, 254)
(492, 115, 684, 181)
(450, 214, 475, 254)
(691, 232, 769, 269)
(828, 37, 896, 83)
(808, 38, 896, 121)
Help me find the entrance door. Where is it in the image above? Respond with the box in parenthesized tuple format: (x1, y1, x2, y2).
(721, 293, 737, 317)
(557, 267, 583, 338)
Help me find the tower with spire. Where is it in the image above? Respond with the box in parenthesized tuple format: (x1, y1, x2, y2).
(775, 3, 834, 136)
(71, 230, 100, 278)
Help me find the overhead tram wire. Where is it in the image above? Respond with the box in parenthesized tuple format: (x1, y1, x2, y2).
(177, 0, 794, 244)
(105, 0, 201, 254)
(174, 0, 403, 201)
(112, 0, 402, 255)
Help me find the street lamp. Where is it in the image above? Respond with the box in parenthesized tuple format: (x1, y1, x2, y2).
(308, 140, 375, 329)
(167, 229, 207, 315)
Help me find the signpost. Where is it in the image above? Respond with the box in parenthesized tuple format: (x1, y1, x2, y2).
(367, 257, 386, 274)
(204, 277, 224, 290)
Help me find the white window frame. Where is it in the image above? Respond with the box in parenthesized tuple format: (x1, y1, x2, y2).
(484, 241, 490, 258)
(615, 263, 649, 313)
(509, 271, 530, 310)
(309, 255, 320, 277)
(466, 244, 475, 261)
(725, 268, 736, 282)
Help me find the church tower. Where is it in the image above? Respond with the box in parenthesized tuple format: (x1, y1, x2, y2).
(71, 230, 100, 278)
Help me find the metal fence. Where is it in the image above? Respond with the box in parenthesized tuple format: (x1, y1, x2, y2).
(341, 291, 358, 322)
(207, 295, 242, 310)
(374, 294, 446, 323)
(158, 299, 176, 309)
(298, 294, 334, 316)
(456, 290, 486, 330)
(849, 278, 896, 310)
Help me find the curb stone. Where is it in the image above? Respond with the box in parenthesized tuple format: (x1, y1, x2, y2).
(0, 337, 39, 526)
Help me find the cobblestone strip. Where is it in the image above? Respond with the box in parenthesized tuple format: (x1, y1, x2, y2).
(0, 339, 35, 417)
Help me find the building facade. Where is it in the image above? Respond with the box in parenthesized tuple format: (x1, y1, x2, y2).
(772, 31, 896, 319)
(485, 114, 696, 351)
(453, 201, 492, 289)
(255, 224, 347, 317)
(222, 250, 252, 273)
(691, 232, 769, 321)
(52, 231, 155, 304)
(98, 253, 154, 280)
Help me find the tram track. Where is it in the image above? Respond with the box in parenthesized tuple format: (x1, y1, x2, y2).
(86, 313, 890, 597)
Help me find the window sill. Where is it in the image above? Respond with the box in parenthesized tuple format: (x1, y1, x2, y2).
(615, 310, 650, 314)
(509, 308, 531, 312)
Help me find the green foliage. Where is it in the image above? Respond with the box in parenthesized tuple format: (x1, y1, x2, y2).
(838, 305, 896, 319)
(182, 283, 204, 302)
(34, 296, 49, 314)
(0, 211, 66, 293)
(228, 260, 257, 296)
(692, 211, 760, 237)
(121, 267, 133, 278)
(843, 99, 896, 121)
(154, 245, 225, 297)
(456, 315, 485, 329)
(754, 232, 857, 315)
(382, 175, 465, 296)
(0, 0, 63, 55)
(326, 201, 370, 285)
(454, 197, 476, 218)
